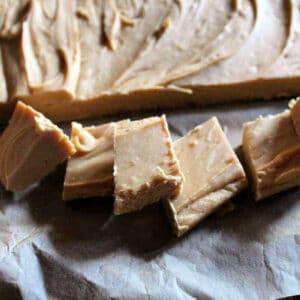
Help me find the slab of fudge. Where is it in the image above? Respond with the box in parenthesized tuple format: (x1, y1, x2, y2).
(2, 1, 300, 122)
(113, 115, 183, 215)
(243, 110, 300, 201)
(63, 120, 129, 201)
(0, 101, 75, 191)
(164, 117, 247, 236)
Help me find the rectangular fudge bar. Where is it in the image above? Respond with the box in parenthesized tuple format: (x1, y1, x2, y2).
(0, 101, 75, 191)
(243, 110, 300, 201)
(63, 120, 129, 201)
(164, 117, 247, 236)
(113, 115, 183, 215)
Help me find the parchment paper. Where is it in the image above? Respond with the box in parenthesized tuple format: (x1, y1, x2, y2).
(0, 100, 300, 300)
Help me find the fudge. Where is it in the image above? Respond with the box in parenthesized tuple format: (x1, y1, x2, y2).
(1, 1, 300, 121)
(243, 110, 300, 201)
(0, 101, 75, 191)
(63, 120, 129, 201)
(164, 117, 247, 236)
(113, 115, 183, 215)
(22, 0, 80, 97)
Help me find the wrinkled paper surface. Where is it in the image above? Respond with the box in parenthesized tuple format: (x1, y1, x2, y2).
(0, 101, 300, 300)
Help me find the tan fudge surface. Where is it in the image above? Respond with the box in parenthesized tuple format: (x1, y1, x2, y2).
(164, 117, 247, 236)
(0, 101, 75, 191)
(1, 1, 300, 121)
(243, 110, 300, 201)
(114, 115, 183, 215)
(63, 120, 129, 201)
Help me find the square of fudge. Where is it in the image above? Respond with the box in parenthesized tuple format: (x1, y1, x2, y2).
(243, 110, 300, 201)
(113, 115, 183, 215)
(164, 117, 247, 236)
(63, 120, 129, 201)
(0, 101, 75, 191)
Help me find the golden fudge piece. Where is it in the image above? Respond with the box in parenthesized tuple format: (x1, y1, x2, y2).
(243, 110, 300, 201)
(0, 102, 75, 191)
(63, 120, 129, 201)
(113, 115, 183, 215)
(164, 117, 247, 236)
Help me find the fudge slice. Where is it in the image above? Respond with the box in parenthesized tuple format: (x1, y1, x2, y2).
(63, 120, 129, 201)
(113, 115, 183, 215)
(164, 117, 247, 236)
(0, 101, 75, 191)
(243, 110, 300, 201)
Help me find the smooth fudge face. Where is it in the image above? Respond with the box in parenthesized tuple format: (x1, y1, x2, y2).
(113, 116, 183, 215)
(243, 110, 300, 201)
(0, 101, 75, 191)
(63, 120, 129, 201)
(1, 1, 300, 122)
(164, 117, 247, 236)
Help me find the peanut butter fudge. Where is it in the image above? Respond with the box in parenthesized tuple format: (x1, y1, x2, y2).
(63, 120, 129, 201)
(164, 117, 247, 236)
(243, 110, 300, 201)
(113, 115, 183, 215)
(1, 1, 300, 121)
(0, 102, 75, 191)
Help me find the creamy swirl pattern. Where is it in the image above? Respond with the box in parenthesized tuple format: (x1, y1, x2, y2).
(0, 0, 299, 121)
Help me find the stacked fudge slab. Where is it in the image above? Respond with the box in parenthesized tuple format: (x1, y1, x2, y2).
(63, 116, 247, 235)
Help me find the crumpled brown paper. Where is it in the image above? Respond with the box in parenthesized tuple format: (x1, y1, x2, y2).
(0, 100, 300, 300)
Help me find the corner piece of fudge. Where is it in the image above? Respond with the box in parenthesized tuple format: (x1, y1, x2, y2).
(113, 115, 183, 215)
(63, 120, 129, 201)
(243, 109, 300, 201)
(0, 101, 75, 191)
(164, 117, 247, 236)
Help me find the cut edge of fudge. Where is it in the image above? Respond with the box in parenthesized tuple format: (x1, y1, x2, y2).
(113, 115, 184, 215)
(63, 121, 116, 201)
(164, 179, 246, 237)
(163, 117, 247, 236)
(13, 77, 300, 124)
(115, 174, 183, 215)
(0, 101, 75, 191)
